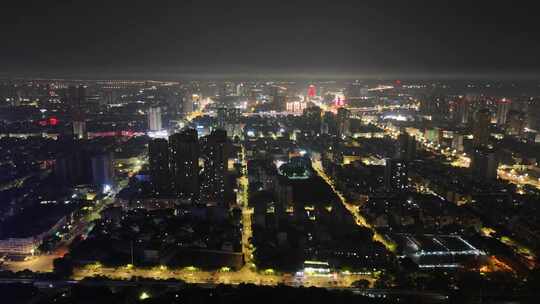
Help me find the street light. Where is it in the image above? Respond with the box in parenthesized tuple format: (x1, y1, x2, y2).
(139, 292, 150, 300)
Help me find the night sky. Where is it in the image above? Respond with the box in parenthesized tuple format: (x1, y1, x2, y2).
(2, 0, 540, 78)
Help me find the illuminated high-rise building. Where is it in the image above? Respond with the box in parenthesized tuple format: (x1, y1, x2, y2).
(471, 147, 498, 182)
(217, 107, 242, 137)
(102, 89, 118, 106)
(419, 94, 449, 119)
(307, 84, 316, 98)
(424, 128, 443, 145)
(452, 97, 471, 125)
(91, 152, 114, 191)
(527, 98, 540, 130)
(496, 98, 511, 125)
(217, 107, 227, 129)
(148, 138, 170, 195)
(336, 107, 351, 138)
(147, 106, 163, 131)
(78, 85, 87, 104)
(452, 134, 465, 152)
(201, 130, 228, 205)
(270, 85, 287, 111)
(67, 84, 87, 107)
(219, 82, 234, 97)
(236, 83, 245, 96)
(396, 132, 417, 161)
(54, 145, 91, 186)
(384, 158, 408, 191)
(473, 108, 491, 147)
(303, 106, 322, 134)
(322, 111, 337, 135)
(346, 80, 366, 102)
(183, 94, 194, 115)
(72, 111, 87, 140)
(169, 129, 200, 199)
(67, 85, 78, 106)
(73, 120, 87, 140)
(506, 110, 525, 137)
(165, 91, 182, 115)
(285, 99, 307, 114)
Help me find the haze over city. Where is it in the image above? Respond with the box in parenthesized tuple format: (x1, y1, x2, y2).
(3, 1, 540, 78)
(1, 1, 540, 304)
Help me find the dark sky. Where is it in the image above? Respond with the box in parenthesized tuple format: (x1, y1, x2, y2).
(2, 0, 540, 78)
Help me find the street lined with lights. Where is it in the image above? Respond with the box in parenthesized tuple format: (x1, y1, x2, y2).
(68, 143, 375, 288)
(311, 160, 397, 253)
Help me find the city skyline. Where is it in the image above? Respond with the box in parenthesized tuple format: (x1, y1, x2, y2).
(2, 1, 540, 303)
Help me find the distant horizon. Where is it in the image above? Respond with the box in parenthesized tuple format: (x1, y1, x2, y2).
(4, 1, 540, 83)
(2, 68, 540, 82)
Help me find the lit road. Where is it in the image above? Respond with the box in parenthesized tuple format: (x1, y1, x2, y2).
(311, 160, 397, 253)
(348, 103, 418, 114)
(2, 192, 120, 273)
(2, 254, 59, 273)
(304, 102, 417, 116)
(498, 165, 540, 192)
(3, 141, 376, 288)
(186, 97, 214, 122)
(70, 144, 376, 288)
(237, 145, 255, 270)
(1, 167, 131, 274)
(72, 264, 374, 288)
(480, 227, 537, 270)
(186, 111, 203, 122)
